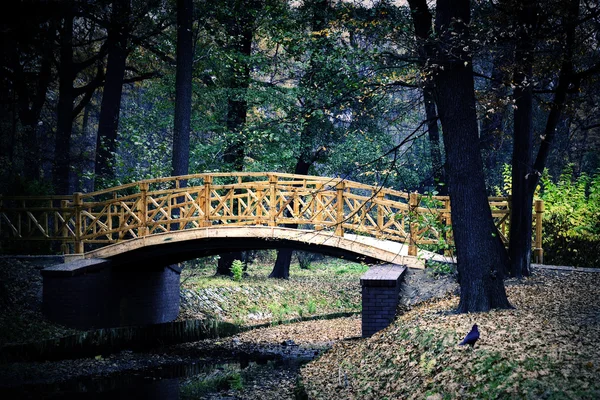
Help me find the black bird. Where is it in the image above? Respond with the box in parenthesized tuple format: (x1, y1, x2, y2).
(459, 324, 480, 347)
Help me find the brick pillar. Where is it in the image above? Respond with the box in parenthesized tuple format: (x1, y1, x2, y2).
(361, 265, 406, 337)
(42, 259, 181, 329)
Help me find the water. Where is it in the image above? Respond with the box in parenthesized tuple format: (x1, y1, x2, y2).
(1, 350, 314, 399)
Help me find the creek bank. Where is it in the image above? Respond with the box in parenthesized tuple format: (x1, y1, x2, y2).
(1, 348, 312, 399)
(0, 256, 462, 399)
(0, 317, 362, 399)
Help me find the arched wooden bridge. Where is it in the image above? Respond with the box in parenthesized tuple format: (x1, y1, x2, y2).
(0, 172, 545, 265)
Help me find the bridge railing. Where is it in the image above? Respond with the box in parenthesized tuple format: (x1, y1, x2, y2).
(0, 173, 544, 262)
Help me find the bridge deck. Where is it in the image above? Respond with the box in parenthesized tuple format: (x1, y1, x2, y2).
(77, 226, 450, 269)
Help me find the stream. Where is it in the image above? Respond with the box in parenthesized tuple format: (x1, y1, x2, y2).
(0, 341, 319, 399)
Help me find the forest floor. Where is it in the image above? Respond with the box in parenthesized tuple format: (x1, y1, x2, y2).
(0, 256, 599, 399)
(301, 267, 600, 399)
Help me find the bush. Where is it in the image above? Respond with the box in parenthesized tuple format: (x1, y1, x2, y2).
(539, 166, 600, 267)
(231, 259, 244, 282)
(297, 251, 319, 270)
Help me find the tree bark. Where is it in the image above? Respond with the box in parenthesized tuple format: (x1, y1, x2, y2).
(222, 1, 257, 172)
(217, 1, 261, 275)
(170, 0, 194, 231)
(269, 159, 311, 279)
(53, 7, 75, 194)
(508, 0, 579, 277)
(407, 0, 446, 195)
(171, 0, 193, 180)
(94, 0, 131, 186)
(508, 0, 537, 278)
(269, 0, 328, 279)
(423, 88, 446, 194)
(480, 51, 510, 182)
(432, 0, 511, 312)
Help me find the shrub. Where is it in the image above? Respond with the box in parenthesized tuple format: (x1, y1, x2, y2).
(231, 259, 244, 282)
(539, 166, 600, 267)
(297, 251, 317, 270)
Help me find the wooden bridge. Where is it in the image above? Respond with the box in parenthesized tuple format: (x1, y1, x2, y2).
(0, 172, 545, 265)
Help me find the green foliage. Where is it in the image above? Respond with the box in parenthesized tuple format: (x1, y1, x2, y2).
(231, 259, 244, 282)
(495, 163, 600, 267)
(307, 299, 317, 314)
(181, 370, 243, 398)
(413, 193, 455, 258)
(539, 165, 600, 267)
(268, 301, 292, 323)
(297, 251, 317, 270)
(425, 261, 456, 277)
(334, 263, 369, 275)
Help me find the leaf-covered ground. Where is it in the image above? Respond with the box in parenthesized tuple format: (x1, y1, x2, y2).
(0, 258, 76, 346)
(3, 256, 599, 399)
(301, 268, 600, 399)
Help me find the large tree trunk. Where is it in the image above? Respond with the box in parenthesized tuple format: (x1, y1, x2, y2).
(433, 0, 511, 312)
(407, 0, 446, 195)
(94, 0, 131, 186)
(216, 1, 258, 276)
(269, 0, 329, 279)
(508, 0, 579, 277)
(508, 0, 536, 278)
(269, 159, 311, 279)
(53, 7, 75, 194)
(172, 0, 193, 180)
(171, 0, 194, 232)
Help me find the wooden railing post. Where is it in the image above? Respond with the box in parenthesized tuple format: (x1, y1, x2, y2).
(335, 181, 345, 236)
(61, 199, 70, 254)
(408, 192, 419, 256)
(203, 175, 212, 227)
(376, 191, 385, 237)
(73, 192, 84, 254)
(443, 198, 453, 256)
(138, 182, 149, 237)
(314, 183, 323, 231)
(534, 199, 544, 264)
(293, 188, 299, 221)
(269, 174, 277, 227)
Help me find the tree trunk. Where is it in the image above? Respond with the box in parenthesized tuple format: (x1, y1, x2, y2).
(94, 0, 131, 186)
(53, 7, 75, 194)
(269, 159, 311, 279)
(222, 1, 255, 172)
(172, 0, 193, 180)
(508, 0, 536, 278)
(407, 0, 446, 195)
(433, 0, 511, 312)
(508, 0, 579, 276)
(480, 52, 510, 183)
(269, 0, 329, 279)
(171, 0, 194, 231)
(423, 88, 446, 194)
(217, 1, 259, 275)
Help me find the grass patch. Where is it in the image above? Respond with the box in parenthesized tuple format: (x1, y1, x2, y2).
(179, 255, 364, 325)
(181, 369, 243, 398)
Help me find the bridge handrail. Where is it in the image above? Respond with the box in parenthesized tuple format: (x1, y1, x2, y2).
(0, 172, 544, 263)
